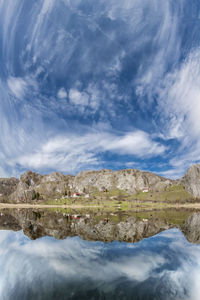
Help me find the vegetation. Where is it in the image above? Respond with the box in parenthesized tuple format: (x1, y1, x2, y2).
(41, 185, 199, 213)
(128, 185, 194, 203)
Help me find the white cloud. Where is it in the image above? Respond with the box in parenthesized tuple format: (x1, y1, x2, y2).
(57, 87, 67, 99)
(154, 48, 200, 174)
(159, 49, 200, 140)
(69, 88, 89, 106)
(106, 131, 165, 157)
(85, 83, 101, 111)
(7, 76, 27, 99)
(158, 168, 185, 180)
(135, 0, 181, 105)
(15, 130, 165, 173)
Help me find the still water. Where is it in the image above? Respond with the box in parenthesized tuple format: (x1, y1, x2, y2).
(0, 209, 200, 300)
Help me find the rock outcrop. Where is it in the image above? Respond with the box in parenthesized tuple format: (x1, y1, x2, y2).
(9, 171, 73, 203)
(69, 169, 172, 194)
(181, 164, 200, 197)
(2, 163, 200, 203)
(0, 177, 19, 201)
(0, 168, 174, 203)
(9, 171, 42, 203)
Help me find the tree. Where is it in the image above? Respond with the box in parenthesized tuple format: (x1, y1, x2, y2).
(35, 192, 40, 200)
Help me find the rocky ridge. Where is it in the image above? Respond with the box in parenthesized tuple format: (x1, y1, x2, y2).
(0, 178, 19, 201)
(1, 169, 174, 203)
(1, 164, 200, 203)
(181, 164, 200, 197)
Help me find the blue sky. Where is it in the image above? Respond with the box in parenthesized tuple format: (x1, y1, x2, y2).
(1, 0, 200, 178)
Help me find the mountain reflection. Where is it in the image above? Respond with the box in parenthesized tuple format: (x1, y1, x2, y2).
(0, 208, 200, 244)
(0, 228, 199, 300)
(0, 208, 183, 241)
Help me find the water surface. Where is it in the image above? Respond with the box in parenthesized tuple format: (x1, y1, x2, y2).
(0, 209, 200, 300)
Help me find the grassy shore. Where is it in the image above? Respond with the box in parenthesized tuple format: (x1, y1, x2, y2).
(1, 202, 200, 211)
(34, 184, 198, 210)
(1, 185, 199, 211)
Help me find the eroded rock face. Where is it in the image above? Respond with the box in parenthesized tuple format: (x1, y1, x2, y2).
(5, 168, 174, 203)
(36, 173, 73, 200)
(5, 163, 200, 203)
(181, 164, 200, 197)
(0, 178, 19, 202)
(9, 171, 73, 203)
(9, 171, 42, 203)
(182, 213, 200, 243)
(69, 169, 173, 194)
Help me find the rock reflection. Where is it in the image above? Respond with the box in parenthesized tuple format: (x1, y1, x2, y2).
(1, 208, 200, 244)
(0, 209, 174, 241)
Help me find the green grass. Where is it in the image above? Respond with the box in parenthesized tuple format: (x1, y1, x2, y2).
(129, 208, 195, 226)
(44, 206, 196, 227)
(128, 184, 193, 203)
(41, 184, 196, 213)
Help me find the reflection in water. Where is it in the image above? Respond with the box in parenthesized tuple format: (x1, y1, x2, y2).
(0, 208, 194, 241)
(0, 228, 200, 300)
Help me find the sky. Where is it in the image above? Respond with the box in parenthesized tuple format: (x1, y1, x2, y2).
(1, 0, 200, 178)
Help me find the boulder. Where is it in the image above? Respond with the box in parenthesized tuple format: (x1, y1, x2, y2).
(181, 164, 200, 197)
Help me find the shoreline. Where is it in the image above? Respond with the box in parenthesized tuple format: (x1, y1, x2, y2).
(0, 203, 100, 209)
(1, 202, 200, 209)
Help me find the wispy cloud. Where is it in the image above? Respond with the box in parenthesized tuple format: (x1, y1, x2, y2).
(14, 130, 165, 174)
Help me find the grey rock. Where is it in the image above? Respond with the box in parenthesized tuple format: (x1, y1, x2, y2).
(4, 163, 200, 203)
(9, 171, 73, 202)
(69, 169, 173, 194)
(0, 177, 19, 201)
(181, 164, 200, 197)
(9, 171, 40, 203)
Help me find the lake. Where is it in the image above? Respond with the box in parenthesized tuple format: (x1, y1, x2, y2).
(0, 208, 200, 300)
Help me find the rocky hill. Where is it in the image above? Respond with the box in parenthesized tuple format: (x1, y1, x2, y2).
(1, 164, 200, 203)
(0, 178, 19, 202)
(69, 169, 173, 194)
(181, 164, 200, 197)
(1, 169, 174, 203)
(8, 171, 73, 203)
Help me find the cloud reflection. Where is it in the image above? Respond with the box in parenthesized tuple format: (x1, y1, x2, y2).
(0, 229, 199, 299)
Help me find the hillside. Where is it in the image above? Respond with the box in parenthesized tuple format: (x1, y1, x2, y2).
(0, 164, 200, 204)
